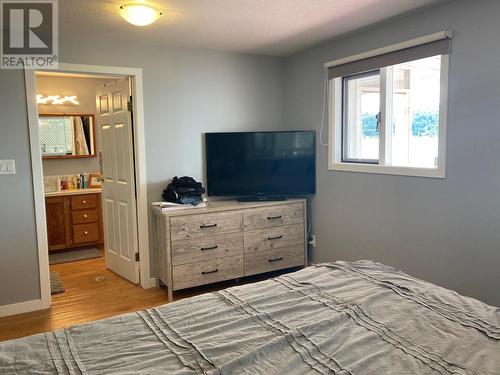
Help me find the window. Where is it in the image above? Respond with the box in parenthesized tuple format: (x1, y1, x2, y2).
(342, 70, 380, 163)
(328, 33, 450, 178)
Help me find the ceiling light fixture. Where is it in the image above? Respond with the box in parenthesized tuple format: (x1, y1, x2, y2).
(37, 94, 79, 105)
(119, 3, 163, 26)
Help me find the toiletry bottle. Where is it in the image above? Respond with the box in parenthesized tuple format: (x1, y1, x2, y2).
(56, 178, 61, 192)
(73, 175, 78, 190)
(61, 178, 67, 190)
(83, 172, 88, 189)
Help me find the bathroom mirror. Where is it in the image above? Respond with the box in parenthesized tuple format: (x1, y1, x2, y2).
(39, 114, 96, 159)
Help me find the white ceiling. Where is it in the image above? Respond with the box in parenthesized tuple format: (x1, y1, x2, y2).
(59, 0, 445, 57)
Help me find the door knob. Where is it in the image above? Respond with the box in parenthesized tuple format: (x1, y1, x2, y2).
(84, 231, 88, 235)
(82, 200, 86, 204)
(83, 214, 88, 218)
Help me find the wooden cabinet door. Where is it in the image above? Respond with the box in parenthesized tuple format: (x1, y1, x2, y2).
(45, 197, 71, 251)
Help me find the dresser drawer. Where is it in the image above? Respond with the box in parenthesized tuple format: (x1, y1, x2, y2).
(173, 255, 244, 290)
(244, 223, 304, 253)
(244, 202, 304, 230)
(72, 209, 98, 224)
(71, 194, 98, 210)
(245, 246, 304, 276)
(172, 232, 243, 266)
(72, 223, 99, 244)
(170, 211, 243, 241)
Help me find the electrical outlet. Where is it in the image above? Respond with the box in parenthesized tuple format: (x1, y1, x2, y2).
(0, 160, 15, 175)
(308, 234, 316, 247)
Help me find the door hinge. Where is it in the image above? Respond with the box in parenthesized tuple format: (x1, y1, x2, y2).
(127, 100, 133, 112)
(135, 252, 140, 262)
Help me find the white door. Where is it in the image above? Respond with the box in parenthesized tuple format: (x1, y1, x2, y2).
(97, 79, 139, 284)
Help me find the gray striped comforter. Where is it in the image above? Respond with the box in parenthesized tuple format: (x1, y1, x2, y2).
(1, 260, 499, 374)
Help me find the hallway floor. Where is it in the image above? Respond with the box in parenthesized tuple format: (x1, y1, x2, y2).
(0, 252, 168, 341)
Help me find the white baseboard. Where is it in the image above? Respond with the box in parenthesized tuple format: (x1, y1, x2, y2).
(0, 276, 159, 318)
(0, 299, 45, 318)
(142, 277, 158, 289)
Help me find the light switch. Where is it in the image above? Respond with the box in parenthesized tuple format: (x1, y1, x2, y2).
(0, 160, 16, 175)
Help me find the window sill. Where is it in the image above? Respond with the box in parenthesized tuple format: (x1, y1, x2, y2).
(328, 162, 445, 178)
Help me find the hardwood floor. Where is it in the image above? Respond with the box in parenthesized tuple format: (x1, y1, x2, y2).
(0, 250, 300, 342)
(0, 252, 168, 342)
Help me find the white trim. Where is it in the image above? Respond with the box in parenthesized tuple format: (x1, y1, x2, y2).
(328, 50, 449, 179)
(130, 71, 156, 289)
(436, 54, 449, 178)
(329, 162, 445, 178)
(23, 63, 155, 315)
(379, 68, 388, 165)
(328, 78, 342, 162)
(0, 299, 44, 318)
(324, 30, 453, 68)
(24, 70, 51, 310)
(38, 63, 141, 77)
(382, 67, 393, 165)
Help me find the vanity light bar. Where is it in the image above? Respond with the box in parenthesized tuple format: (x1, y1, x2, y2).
(36, 94, 79, 105)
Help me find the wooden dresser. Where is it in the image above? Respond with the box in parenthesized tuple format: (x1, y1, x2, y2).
(152, 199, 307, 300)
(45, 192, 103, 251)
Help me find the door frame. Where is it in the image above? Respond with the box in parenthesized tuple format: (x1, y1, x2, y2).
(25, 63, 155, 311)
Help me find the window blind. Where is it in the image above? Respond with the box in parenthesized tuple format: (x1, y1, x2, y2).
(328, 37, 450, 80)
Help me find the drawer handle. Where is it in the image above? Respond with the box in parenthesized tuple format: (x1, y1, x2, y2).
(268, 257, 283, 263)
(268, 235, 283, 241)
(202, 269, 218, 275)
(84, 231, 88, 235)
(83, 214, 88, 218)
(201, 245, 218, 251)
(200, 223, 217, 229)
(82, 200, 87, 204)
(267, 215, 282, 220)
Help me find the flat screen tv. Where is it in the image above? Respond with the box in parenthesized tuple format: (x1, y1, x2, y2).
(205, 131, 315, 200)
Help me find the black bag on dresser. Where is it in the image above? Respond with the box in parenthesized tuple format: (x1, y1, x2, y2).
(162, 176, 206, 205)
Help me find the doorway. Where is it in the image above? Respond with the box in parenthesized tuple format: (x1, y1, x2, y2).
(25, 64, 154, 312)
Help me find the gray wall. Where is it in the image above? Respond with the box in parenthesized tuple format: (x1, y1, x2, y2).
(37, 75, 104, 176)
(56, 35, 284, 201)
(0, 70, 41, 304)
(0, 39, 284, 306)
(283, 0, 500, 306)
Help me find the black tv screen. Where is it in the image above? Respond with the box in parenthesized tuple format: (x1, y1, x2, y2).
(205, 131, 316, 197)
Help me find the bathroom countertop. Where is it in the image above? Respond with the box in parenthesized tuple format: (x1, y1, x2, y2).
(45, 188, 102, 197)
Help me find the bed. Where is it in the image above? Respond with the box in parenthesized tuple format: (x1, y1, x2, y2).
(1, 260, 499, 374)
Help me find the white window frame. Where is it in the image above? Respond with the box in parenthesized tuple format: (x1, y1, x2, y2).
(327, 32, 451, 178)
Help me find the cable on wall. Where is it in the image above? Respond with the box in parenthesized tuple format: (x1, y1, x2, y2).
(319, 68, 329, 147)
(307, 208, 312, 239)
